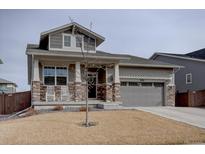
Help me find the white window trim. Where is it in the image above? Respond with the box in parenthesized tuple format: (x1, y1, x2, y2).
(43, 66, 69, 86)
(62, 33, 72, 48)
(56, 66, 69, 86)
(49, 33, 96, 53)
(186, 73, 192, 84)
(43, 66, 55, 86)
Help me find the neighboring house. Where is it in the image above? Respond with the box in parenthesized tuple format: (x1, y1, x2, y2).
(150, 48, 205, 93)
(26, 22, 179, 108)
(0, 78, 17, 93)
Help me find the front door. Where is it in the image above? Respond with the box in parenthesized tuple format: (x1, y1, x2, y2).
(88, 72, 97, 99)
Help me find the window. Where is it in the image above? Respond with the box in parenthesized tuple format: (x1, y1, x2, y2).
(141, 82, 153, 87)
(43, 66, 68, 85)
(44, 67, 55, 85)
(120, 82, 127, 86)
(186, 73, 192, 84)
(128, 82, 140, 86)
(154, 83, 164, 87)
(84, 36, 95, 51)
(63, 35, 71, 47)
(56, 67, 67, 85)
(76, 35, 82, 48)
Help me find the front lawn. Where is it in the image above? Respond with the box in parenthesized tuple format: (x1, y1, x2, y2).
(0, 110, 205, 144)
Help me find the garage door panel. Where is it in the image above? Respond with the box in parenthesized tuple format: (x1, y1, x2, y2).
(120, 83, 164, 107)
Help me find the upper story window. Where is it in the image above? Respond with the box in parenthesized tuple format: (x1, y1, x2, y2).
(186, 73, 192, 84)
(76, 35, 83, 48)
(63, 34, 71, 47)
(84, 36, 95, 51)
(49, 33, 96, 52)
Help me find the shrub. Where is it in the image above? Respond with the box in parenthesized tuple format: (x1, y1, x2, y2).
(79, 106, 91, 112)
(53, 105, 64, 111)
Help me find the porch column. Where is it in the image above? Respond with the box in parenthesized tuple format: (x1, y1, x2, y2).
(114, 63, 120, 84)
(105, 66, 113, 102)
(75, 62, 81, 82)
(74, 62, 83, 102)
(113, 63, 121, 102)
(32, 58, 40, 102)
(33, 59, 40, 81)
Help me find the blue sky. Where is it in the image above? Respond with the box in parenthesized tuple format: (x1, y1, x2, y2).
(1, 9, 205, 91)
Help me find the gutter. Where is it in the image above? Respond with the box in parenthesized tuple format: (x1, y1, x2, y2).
(119, 63, 183, 69)
(26, 51, 130, 60)
(151, 53, 205, 63)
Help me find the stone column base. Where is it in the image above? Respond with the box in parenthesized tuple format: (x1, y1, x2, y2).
(112, 83, 121, 102)
(32, 81, 40, 102)
(74, 82, 86, 102)
(105, 84, 113, 102)
(166, 85, 176, 106)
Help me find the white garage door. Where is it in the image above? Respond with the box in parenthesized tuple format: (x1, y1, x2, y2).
(120, 82, 164, 107)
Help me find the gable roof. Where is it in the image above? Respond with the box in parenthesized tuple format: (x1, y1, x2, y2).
(150, 51, 205, 63)
(40, 22, 105, 46)
(118, 54, 180, 68)
(0, 78, 17, 87)
(186, 48, 205, 59)
(27, 44, 180, 69)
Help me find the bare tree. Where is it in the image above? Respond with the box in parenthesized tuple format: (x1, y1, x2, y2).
(74, 22, 104, 127)
(68, 19, 113, 127)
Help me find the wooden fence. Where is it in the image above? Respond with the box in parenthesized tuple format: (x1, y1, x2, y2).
(0, 91, 31, 114)
(176, 90, 205, 107)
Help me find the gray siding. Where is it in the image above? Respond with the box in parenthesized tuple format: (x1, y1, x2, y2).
(154, 55, 205, 92)
(49, 30, 95, 51)
(50, 33, 63, 49)
(119, 66, 173, 79)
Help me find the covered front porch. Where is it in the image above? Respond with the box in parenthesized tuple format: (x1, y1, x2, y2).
(31, 55, 122, 106)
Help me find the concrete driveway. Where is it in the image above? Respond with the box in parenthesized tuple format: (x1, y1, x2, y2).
(136, 107, 205, 129)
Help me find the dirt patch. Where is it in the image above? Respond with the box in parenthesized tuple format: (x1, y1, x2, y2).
(0, 110, 205, 144)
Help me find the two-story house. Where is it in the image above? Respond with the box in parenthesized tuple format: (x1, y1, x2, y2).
(150, 48, 205, 93)
(26, 22, 179, 109)
(0, 78, 17, 93)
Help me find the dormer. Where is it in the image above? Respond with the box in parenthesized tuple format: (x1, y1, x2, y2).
(39, 22, 105, 53)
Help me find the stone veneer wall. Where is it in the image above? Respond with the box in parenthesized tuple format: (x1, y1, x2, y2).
(68, 83, 75, 101)
(32, 81, 40, 102)
(165, 85, 176, 106)
(55, 86, 61, 101)
(96, 83, 114, 102)
(39, 83, 75, 102)
(112, 83, 121, 102)
(40, 83, 47, 101)
(35, 81, 120, 103)
(74, 82, 86, 102)
(97, 84, 106, 100)
(106, 84, 113, 102)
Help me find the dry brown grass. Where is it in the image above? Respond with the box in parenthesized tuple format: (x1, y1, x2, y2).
(0, 110, 205, 145)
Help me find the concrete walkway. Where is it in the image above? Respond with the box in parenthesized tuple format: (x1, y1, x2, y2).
(136, 107, 205, 129)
